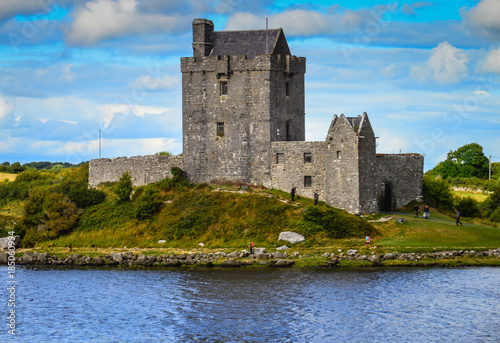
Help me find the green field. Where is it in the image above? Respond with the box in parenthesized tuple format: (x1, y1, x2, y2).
(452, 190, 489, 202)
(373, 215, 500, 251)
(0, 172, 16, 182)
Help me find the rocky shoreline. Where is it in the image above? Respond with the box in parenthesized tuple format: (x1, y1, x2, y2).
(1, 248, 499, 268)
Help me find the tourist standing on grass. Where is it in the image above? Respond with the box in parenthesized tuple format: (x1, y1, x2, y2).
(314, 190, 319, 206)
(365, 235, 371, 247)
(414, 204, 419, 218)
(291, 187, 296, 201)
(455, 209, 463, 226)
(424, 206, 430, 219)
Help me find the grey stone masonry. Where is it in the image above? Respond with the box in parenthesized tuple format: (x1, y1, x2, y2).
(89, 155, 182, 187)
(88, 18, 424, 214)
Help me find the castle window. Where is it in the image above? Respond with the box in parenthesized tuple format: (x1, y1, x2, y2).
(304, 176, 312, 188)
(285, 82, 290, 96)
(217, 122, 225, 136)
(337, 151, 342, 159)
(220, 81, 228, 96)
(276, 153, 285, 164)
(304, 153, 312, 163)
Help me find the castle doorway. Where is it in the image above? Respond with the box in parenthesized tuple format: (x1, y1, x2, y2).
(380, 182, 393, 212)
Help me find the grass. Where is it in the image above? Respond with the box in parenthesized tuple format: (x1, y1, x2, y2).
(452, 190, 489, 202)
(0, 172, 16, 182)
(373, 215, 500, 250)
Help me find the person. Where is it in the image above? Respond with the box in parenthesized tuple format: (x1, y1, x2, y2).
(291, 187, 296, 201)
(314, 190, 319, 206)
(455, 209, 463, 226)
(365, 235, 371, 247)
(424, 205, 430, 219)
(414, 204, 419, 218)
(248, 242, 254, 254)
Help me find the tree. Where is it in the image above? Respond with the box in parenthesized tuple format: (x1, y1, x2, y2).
(423, 175, 453, 209)
(427, 143, 489, 179)
(114, 171, 133, 203)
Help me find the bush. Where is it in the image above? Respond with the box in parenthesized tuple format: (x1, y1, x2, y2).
(67, 184, 106, 208)
(15, 170, 42, 182)
(489, 208, 500, 222)
(423, 176, 453, 209)
(482, 187, 500, 218)
(114, 172, 133, 203)
(158, 167, 190, 191)
(134, 187, 162, 220)
(300, 206, 375, 239)
(455, 196, 480, 218)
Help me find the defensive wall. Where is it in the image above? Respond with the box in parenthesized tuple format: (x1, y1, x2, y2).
(89, 155, 182, 188)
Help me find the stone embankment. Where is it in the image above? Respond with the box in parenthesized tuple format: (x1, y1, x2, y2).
(1, 248, 498, 268)
(323, 248, 500, 267)
(0, 249, 295, 268)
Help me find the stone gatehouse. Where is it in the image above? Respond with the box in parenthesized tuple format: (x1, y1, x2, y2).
(89, 18, 424, 214)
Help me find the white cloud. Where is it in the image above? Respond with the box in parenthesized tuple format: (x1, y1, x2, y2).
(478, 47, 500, 73)
(0, 96, 13, 119)
(410, 41, 468, 84)
(225, 4, 398, 36)
(462, 0, 500, 38)
(66, 0, 188, 45)
(129, 74, 180, 91)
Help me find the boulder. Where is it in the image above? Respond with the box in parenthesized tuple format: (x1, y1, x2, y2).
(254, 247, 266, 255)
(0, 236, 21, 250)
(220, 259, 240, 267)
(277, 245, 289, 251)
(158, 240, 166, 244)
(110, 252, 123, 263)
(0, 252, 7, 264)
(383, 253, 395, 260)
(272, 259, 295, 267)
(396, 218, 405, 223)
(347, 250, 358, 256)
(199, 242, 205, 247)
(278, 231, 305, 244)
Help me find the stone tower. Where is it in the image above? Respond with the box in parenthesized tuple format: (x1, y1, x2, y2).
(181, 18, 306, 184)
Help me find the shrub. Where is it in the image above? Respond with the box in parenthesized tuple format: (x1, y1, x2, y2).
(489, 208, 500, 223)
(423, 175, 453, 209)
(482, 187, 500, 218)
(454, 196, 480, 218)
(300, 206, 375, 239)
(134, 187, 162, 220)
(114, 172, 133, 203)
(158, 167, 190, 191)
(15, 170, 42, 182)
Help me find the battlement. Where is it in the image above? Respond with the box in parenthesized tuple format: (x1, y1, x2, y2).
(181, 54, 306, 74)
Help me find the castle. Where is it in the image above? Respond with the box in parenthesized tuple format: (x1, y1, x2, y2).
(89, 18, 424, 214)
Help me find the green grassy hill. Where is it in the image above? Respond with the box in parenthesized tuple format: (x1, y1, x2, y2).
(1, 166, 499, 256)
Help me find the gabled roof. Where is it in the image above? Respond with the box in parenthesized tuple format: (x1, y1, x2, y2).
(209, 29, 291, 59)
(346, 115, 362, 129)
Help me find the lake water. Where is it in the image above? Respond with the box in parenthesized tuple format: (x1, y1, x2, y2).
(1, 266, 499, 343)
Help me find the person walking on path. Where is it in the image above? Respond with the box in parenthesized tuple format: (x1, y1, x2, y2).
(291, 187, 296, 201)
(365, 235, 371, 247)
(414, 204, 419, 218)
(455, 209, 463, 226)
(314, 190, 319, 206)
(424, 206, 430, 219)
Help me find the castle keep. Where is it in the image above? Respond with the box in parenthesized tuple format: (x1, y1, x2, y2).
(89, 18, 424, 214)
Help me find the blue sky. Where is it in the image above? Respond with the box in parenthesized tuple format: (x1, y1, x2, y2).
(1, 0, 499, 170)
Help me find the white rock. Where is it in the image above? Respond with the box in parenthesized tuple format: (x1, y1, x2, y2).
(278, 231, 305, 244)
(158, 240, 166, 244)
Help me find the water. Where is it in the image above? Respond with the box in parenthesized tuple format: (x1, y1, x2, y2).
(1, 266, 499, 343)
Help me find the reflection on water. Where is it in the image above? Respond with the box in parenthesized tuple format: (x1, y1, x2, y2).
(0, 267, 499, 342)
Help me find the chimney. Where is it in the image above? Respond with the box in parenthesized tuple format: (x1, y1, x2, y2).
(192, 18, 214, 58)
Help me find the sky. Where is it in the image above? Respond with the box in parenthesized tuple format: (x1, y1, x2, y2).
(0, 0, 499, 171)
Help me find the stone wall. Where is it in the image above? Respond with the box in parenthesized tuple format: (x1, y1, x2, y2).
(89, 155, 183, 187)
(376, 154, 424, 209)
(270, 141, 326, 200)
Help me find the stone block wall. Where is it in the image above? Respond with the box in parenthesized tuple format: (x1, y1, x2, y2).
(89, 155, 183, 187)
(376, 154, 424, 209)
(270, 141, 326, 200)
